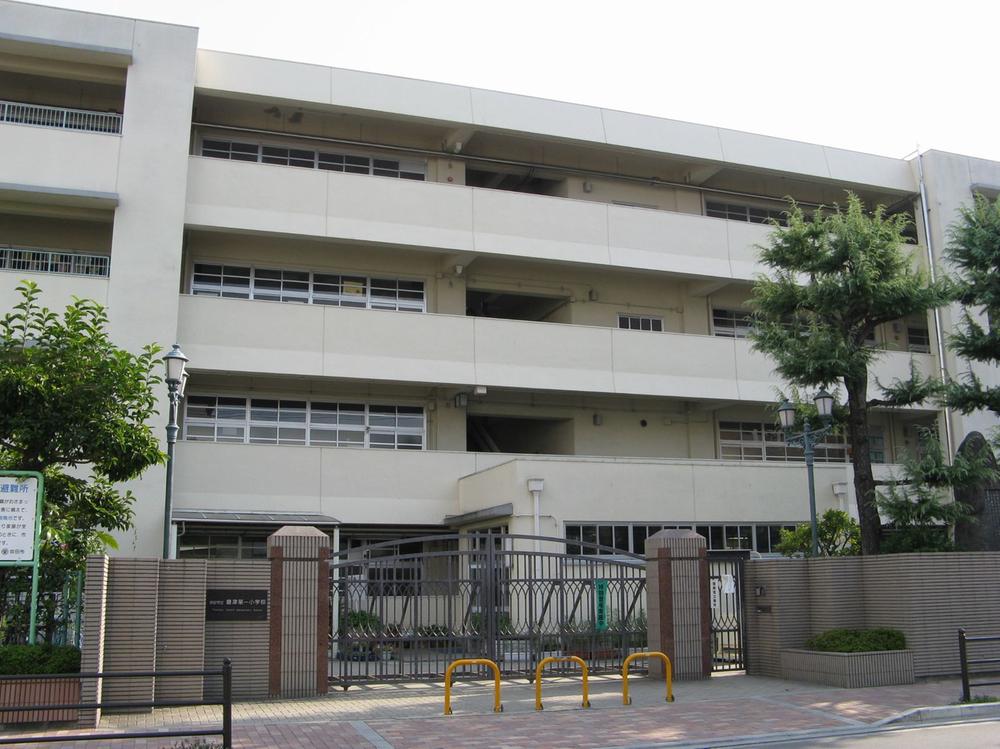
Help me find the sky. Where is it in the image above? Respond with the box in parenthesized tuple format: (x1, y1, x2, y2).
(20, 0, 1000, 163)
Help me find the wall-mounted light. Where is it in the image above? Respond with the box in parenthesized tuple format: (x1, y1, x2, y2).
(474, 385, 487, 396)
(592, 413, 603, 426)
(454, 393, 468, 408)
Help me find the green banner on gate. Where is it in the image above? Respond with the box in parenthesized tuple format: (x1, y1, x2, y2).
(595, 578, 609, 631)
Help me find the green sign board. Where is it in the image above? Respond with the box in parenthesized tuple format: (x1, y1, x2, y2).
(595, 578, 609, 632)
(0, 471, 45, 644)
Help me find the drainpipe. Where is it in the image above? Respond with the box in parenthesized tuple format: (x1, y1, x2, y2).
(527, 478, 545, 554)
(915, 151, 955, 459)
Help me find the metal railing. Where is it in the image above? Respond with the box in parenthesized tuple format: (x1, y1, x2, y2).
(0, 100, 122, 134)
(0, 659, 232, 747)
(0, 247, 110, 278)
(958, 628, 1000, 702)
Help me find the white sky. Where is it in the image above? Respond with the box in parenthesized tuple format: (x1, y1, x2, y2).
(20, 0, 1000, 163)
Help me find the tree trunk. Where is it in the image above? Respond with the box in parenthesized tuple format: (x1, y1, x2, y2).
(845, 374, 881, 555)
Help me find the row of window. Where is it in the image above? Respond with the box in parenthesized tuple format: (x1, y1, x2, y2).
(183, 396, 425, 450)
(1, 247, 110, 278)
(711, 307, 930, 352)
(201, 139, 426, 180)
(719, 420, 886, 464)
(705, 201, 789, 226)
(565, 522, 799, 556)
(191, 263, 426, 312)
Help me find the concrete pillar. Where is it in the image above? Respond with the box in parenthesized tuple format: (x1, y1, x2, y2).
(645, 529, 711, 681)
(79, 555, 109, 728)
(267, 526, 330, 698)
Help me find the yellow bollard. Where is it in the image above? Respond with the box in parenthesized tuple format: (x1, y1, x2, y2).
(534, 655, 591, 711)
(444, 658, 503, 715)
(622, 651, 674, 705)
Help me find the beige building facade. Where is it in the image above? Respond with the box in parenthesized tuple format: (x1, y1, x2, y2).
(1, 2, 997, 560)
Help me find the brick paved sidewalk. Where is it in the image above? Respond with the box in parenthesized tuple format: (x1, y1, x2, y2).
(1, 674, 997, 748)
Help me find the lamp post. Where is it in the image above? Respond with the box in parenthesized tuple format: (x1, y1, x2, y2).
(778, 389, 835, 557)
(162, 344, 189, 559)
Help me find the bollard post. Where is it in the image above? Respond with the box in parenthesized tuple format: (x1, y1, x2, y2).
(958, 629, 970, 703)
(222, 658, 233, 748)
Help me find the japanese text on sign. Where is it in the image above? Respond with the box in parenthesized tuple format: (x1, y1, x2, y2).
(205, 589, 269, 621)
(595, 578, 609, 631)
(0, 478, 37, 562)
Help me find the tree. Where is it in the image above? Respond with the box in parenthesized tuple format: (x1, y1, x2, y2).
(750, 194, 949, 555)
(0, 282, 164, 642)
(776, 509, 860, 557)
(943, 193, 1000, 419)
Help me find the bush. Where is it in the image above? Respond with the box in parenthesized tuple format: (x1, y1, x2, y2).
(0, 644, 81, 674)
(805, 628, 905, 653)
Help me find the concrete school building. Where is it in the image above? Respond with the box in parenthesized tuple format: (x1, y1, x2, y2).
(1, 1, 997, 562)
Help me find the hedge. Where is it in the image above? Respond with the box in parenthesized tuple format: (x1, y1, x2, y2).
(0, 644, 81, 675)
(805, 628, 906, 653)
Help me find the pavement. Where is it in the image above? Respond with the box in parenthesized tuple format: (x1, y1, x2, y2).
(1, 672, 999, 748)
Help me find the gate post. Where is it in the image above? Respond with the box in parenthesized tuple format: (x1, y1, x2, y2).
(644, 530, 710, 681)
(267, 526, 331, 698)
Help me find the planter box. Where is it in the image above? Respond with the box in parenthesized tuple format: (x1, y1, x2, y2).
(0, 677, 81, 724)
(781, 649, 914, 689)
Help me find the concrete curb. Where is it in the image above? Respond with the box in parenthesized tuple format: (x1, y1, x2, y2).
(876, 701, 1000, 725)
(604, 701, 1000, 748)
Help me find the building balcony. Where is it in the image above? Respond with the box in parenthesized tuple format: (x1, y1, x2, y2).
(172, 441, 856, 528)
(0, 118, 121, 198)
(184, 156, 772, 281)
(0, 100, 122, 135)
(176, 294, 937, 404)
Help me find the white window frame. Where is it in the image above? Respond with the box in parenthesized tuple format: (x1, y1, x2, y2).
(190, 261, 426, 313)
(907, 326, 931, 354)
(718, 420, 850, 463)
(199, 136, 426, 180)
(182, 395, 426, 451)
(712, 308, 753, 339)
(564, 521, 801, 556)
(705, 200, 789, 226)
(617, 313, 664, 332)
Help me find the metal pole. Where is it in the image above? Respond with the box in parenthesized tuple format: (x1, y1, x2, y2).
(959, 629, 970, 702)
(28, 557, 40, 645)
(162, 385, 179, 559)
(222, 658, 233, 748)
(803, 420, 819, 558)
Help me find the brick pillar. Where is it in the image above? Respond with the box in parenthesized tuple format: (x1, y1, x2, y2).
(79, 555, 109, 728)
(267, 526, 330, 698)
(645, 529, 710, 681)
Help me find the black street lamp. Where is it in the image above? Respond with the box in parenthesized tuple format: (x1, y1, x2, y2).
(778, 388, 835, 557)
(162, 344, 189, 559)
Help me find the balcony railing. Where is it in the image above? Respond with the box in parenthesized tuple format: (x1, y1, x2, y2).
(0, 100, 122, 135)
(0, 246, 111, 277)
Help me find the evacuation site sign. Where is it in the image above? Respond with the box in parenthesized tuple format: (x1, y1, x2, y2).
(0, 474, 39, 562)
(595, 578, 609, 631)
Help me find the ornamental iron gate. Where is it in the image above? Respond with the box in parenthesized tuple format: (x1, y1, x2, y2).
(707, 550, 748, 672)
(328, 533, 647, 686)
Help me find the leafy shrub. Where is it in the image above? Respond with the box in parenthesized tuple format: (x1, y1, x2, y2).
(805, 628, 905, 653)
(0, 644, 81, 674)
(345, 610, 381, 631)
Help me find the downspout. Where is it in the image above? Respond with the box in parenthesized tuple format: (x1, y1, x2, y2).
(915, 151, 954, 459)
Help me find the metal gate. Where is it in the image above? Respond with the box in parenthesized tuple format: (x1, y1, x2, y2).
(707, 550, 748, 672)
(329, 533, 647, 686)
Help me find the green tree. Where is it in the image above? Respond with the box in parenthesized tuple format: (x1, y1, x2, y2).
(0, 282, 165, 642)
(750, 194, 948, 555)
(776, 509, 860, 557)
(944, 193, 1000, 419)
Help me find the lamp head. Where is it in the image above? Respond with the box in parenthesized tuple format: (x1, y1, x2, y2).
(777, 400, 796, 430)
(163, 344, 188, 386)
(814, 388, 834, 422)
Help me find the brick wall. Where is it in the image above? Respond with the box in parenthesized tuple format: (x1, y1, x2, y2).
(745, 552, 1000, 678)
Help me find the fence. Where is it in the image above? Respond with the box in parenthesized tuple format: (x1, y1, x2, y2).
(958, 628, 1000, 702)
(1, 570, 84, 647)
(0, 660, 232, 747)
(0, 247, 111, 278)
(0, 100, 122, 134)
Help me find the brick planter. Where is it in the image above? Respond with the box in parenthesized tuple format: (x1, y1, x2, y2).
(781, 649, 914, 688)
(0, 678, 81, 724)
